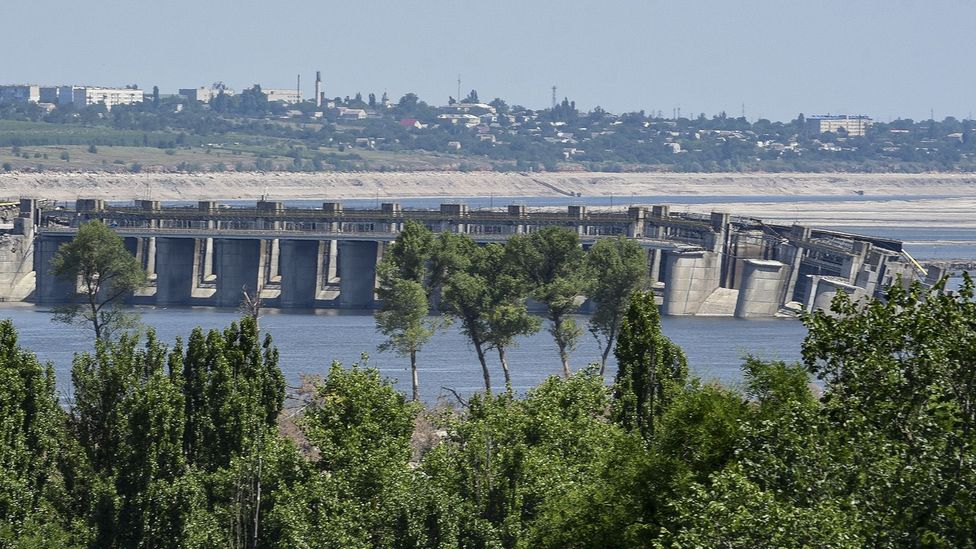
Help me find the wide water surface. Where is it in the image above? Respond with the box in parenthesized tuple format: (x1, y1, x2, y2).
(0, 305, 807, 402)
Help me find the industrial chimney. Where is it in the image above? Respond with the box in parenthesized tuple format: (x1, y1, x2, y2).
(315, 71, 322, 108)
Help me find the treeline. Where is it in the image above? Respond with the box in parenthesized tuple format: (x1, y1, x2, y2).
(373, 222, 646, 399)
(4, 90, 976, 173)
(3, 272, 976, 547)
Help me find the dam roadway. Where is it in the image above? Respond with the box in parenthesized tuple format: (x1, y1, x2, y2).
(4, 198, 940, 317)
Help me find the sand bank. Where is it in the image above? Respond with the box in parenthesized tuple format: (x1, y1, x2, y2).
(1, 171, 975, 201)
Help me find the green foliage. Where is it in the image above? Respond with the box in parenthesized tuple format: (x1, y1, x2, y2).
(0, 320, 77, 546)
(507, 227, 587, 377)
(613, 291, 688, 440)
(1, 275, 976, 546)
(585, 236, 646, 373)
(422, 368, 620, 547)
(51, 220, 147, 340)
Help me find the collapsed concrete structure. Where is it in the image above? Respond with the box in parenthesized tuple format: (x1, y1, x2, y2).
(0, 198, 941, 317)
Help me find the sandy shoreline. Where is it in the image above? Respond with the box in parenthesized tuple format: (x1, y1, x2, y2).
(2, 171, 976, 201)
(2, 171, 974, 229)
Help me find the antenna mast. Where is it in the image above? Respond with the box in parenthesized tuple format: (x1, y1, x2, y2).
(457, 74, 461, 103)
(297, 74, 301, 102)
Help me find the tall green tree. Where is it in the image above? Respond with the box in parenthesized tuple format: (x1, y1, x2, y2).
(507, 227, 587, 377)
(585, 236, 646, 374)
(376, 278, 437, 401)
(0, 320, 77, 546)
(612, 291, 688, 440)
(482, 244, 541, 390)
(441, 240, 495, 393)
(51, 220, 146, 340)
(799, 276, 976, 545)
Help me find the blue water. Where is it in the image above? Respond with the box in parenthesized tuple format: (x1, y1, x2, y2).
(0, 305, 806, 402)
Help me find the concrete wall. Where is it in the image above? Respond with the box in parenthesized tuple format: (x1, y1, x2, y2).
(214, 239, 262, 307)
(155, 238, 196, 305)
(279, 240, 319, 308)
(34, 235, 75, 304)
(338, 240, 379, 308)
(734, 259, 787, 318)
(661, 250, 722, 315)
(805, 275, 863, 313)
(0, 233, 35, 301)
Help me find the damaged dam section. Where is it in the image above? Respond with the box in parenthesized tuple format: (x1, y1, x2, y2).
(2, 198, 942, 317)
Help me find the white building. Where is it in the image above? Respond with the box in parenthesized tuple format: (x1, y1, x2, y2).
(806, 115, 872, 137)
(264, 88, 301, 104)
(59, 86, 144, 109)
(179, 86, 235, 103)
(0, 85, 40, 105)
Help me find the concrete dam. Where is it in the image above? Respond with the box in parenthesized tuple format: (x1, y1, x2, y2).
(0, 198, 941, 317)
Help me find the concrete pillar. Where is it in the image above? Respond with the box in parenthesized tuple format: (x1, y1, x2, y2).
(338, 240, 379, 308)
(279, 240, 319, 308)
(214, 239, 262, 308)
(33, 235, 75, 304)
(202, 238, 214, 281)
(806, 276, 862, 313)
(145, 237, 157, 279)
(268, 239, 280, 282)
(649, 249, 663, 283)
(661, 250, 722, 315)
(155, 238, 196, 305)
(734, 259, 787, 318)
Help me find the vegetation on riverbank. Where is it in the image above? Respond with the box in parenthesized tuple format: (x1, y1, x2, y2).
(1, 273, 975, 547)
(3, 89, 976, 174)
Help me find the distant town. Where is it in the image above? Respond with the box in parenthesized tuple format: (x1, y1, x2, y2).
(1, 75, 974, 174)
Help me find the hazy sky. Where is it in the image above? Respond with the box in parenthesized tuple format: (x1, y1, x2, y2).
(2, 0, 974, 122)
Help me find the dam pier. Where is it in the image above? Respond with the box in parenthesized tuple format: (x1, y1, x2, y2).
(1, 198, 941, 317)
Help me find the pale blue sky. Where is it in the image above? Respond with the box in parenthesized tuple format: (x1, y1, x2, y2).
(2, 0, 974, 122)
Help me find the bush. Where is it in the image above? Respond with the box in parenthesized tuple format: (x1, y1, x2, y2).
(88, 144, 98, 154)
(2, 162, 11, 172)
(60, 151, 70, 162)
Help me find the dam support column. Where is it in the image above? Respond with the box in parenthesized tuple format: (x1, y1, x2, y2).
(734, 259, 787, 318)
(805, 275, 864, 314)
(661, 250, 722, 316)
(155, 238, 196, 305)
(279, 240, 319, 308)
(214, 239, 262, 308)
(338, 240, 379, 309)
(34, 235, 75, 303)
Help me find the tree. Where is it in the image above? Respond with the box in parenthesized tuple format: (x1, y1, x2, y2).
(376, 278, 437, 401)
(586, 236, 646, 374)
(612, 290, 687, 440)
(51, 220, 147, 340)
(440, 238, 494, 392)
(463, 89, 479, 104)
(482, 244, 541, 389)
(507, 227, 587, 377)
(799, 276, 976, 545)
(0, 320, 75, 545)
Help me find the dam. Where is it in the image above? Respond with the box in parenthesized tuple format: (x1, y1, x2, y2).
(0, 198, 942, 317)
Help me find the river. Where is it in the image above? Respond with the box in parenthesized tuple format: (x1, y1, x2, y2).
(9, 193, 974, 401)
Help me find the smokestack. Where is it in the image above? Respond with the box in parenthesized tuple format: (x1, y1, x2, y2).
(315, 71, 322, 108)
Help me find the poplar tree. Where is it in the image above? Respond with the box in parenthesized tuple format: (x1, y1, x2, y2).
(612, 290, 688, 440)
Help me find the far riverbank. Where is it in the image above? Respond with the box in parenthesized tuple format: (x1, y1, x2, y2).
(2, 171, 975, 202)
